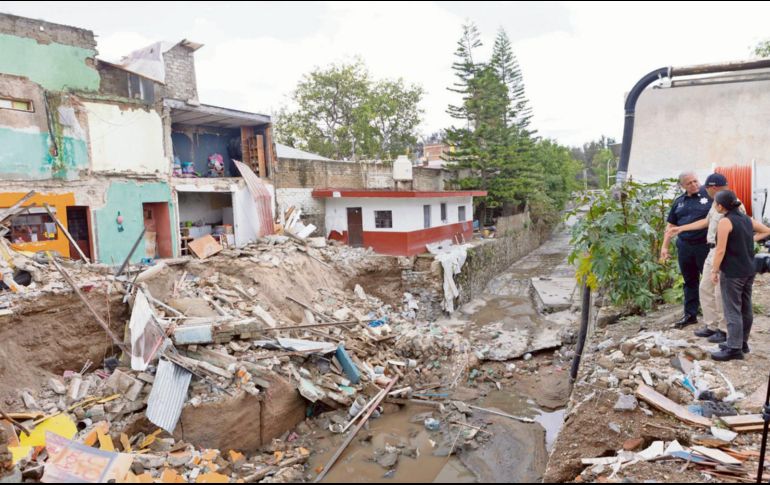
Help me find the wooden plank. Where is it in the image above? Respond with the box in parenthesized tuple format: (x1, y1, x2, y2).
(692, 446, 743, 465)
(636, 383, 712, 427)
(188, 235, 223, 260)
(731, 424, 765, 433)
(240, 127, 255, 169)
(721, 414, 763, 427)
(314, 377, 398, 482)
(256, 134, 266, 178)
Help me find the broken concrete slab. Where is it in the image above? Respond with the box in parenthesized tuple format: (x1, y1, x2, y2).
(531, 278, 576, 312)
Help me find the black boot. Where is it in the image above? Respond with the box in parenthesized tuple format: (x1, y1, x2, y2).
(719, 342, 750, 354)
(694, 327, 716, 338)
(707, 330, 727, 343)
(711, 348, 744, 361)
(675, 314, 698, 329)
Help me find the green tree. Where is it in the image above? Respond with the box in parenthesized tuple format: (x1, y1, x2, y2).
(275, 59, 423, 160)
(753, 40, 770, 58)
(490, 28, 534, 133)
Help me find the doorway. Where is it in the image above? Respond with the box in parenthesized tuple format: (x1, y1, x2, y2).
(346, 207, 363, 247)
(142, 203, 173, 259)
(65, 206, 92, 261)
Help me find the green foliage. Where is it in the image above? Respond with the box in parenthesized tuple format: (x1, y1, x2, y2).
(444, 23, 578, 223)
(567, 179, 681, 312)
(753, 40, 770, 58)
(275, 59, 424, 161)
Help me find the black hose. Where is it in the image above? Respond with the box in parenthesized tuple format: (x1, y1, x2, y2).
(615, 68, 671, 184)
(570, 282, 591, 382)
(756, 372, 770, 483)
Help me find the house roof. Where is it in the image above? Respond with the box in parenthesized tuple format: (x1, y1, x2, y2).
(164, 99, 270, 128)
(312, 189, 487, 199)
(276, 143, 332, 161)
(102, 39, 205, 84)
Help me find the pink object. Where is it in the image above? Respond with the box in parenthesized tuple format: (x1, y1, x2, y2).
(117, 215, 124, 224)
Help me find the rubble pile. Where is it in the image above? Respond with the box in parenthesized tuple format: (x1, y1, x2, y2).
(547, 305, 770, 483)
(0, 234, 485, 483)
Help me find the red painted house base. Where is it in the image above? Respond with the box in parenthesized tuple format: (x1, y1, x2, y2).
(331, 222, 473, 256)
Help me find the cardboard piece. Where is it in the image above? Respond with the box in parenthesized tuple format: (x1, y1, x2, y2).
(188, 235, 223, 260)
(42, 432, 132, 483)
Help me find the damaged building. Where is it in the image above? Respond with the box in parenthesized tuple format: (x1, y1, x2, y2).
(0, 13, 276, 265)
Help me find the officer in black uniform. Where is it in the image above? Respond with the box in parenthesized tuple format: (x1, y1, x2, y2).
(661, 172, 712, 328)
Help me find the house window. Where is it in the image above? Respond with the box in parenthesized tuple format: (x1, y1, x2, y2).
(440, 203, 447, 223)
(459, 206, 467, 221)
(5, 209, 58, 243)
(424, 205, 431, 229)
(0, 97, 33, 112)
(375, 210, 393, 229)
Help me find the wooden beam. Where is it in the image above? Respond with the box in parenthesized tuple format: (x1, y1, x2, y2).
(0, 191, 36, 225)
(314, 377, 398, 482)
(48, 253, 128, 353)
(257, 134, 266, 178)
(43, 203, 90, 263)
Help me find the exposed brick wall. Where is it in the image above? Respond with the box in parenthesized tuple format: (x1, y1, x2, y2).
(275, 188, 326, 234)
(97, 63, 130, 98)
(0, 13, 96, 50)
(162, 44, 198, 102)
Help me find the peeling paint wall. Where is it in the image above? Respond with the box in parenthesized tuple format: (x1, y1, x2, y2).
(85, 102, 166, 175)
(0, 75, 90, 180)
(93, 181, 177, 265)
(0, 32, 99, 92)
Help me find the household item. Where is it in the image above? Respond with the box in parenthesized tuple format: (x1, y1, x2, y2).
(207, 153, 225, 178)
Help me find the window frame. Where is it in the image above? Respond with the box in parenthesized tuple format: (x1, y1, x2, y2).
(0, 96, 34, 113)
(374, 210, 393, 229)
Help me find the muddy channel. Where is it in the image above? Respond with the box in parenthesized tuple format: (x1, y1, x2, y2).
(310, 228, 579, 483)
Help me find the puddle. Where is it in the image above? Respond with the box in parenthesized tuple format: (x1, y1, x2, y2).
(310, 405, 476, 483)
(482, 390, 566, 452)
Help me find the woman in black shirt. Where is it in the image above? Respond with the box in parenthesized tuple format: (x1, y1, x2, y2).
(710, 190, 755, 361)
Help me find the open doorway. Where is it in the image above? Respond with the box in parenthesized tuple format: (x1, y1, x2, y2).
(177, 191, 235, 255)
(142, 203, 173, 259)
(65, 206, 92, 261)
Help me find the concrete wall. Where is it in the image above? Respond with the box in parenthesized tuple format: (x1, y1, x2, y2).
(93, 180, 177, 265)
(0, 75, 90, 181)
(177, 191, 232, 226)
(0, 14, 99, 92)
(274, 158, 458, 192)
(162, 44, 198, 102)
(456, 220, 551, 305)
(628, 78, 770, 218)
(85, 102, 166, 175)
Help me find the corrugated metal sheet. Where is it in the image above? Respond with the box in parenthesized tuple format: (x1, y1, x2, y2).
(146, 358, 192, 433)
(234, 160, 275, 237)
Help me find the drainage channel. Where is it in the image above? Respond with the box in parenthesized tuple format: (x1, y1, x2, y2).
(310, 225, 578, 483)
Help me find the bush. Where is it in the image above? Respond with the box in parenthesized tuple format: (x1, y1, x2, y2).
(567, 179, 682, 312)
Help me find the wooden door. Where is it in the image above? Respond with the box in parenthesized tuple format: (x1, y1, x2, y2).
(65, 206, 92, 261)
(346, 207, 363, 247)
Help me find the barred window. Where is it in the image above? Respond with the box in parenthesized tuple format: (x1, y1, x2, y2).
(375, 210, 393, 229)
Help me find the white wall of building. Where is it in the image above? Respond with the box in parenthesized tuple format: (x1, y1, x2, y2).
(85, 102, 166, 175)
(324, 196, 472, 235)
(628, 78, 770, 218)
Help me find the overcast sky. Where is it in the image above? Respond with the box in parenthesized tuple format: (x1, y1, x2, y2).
(4, 1, 770, 147)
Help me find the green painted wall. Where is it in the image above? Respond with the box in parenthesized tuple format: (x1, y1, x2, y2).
(94, 181, 178, 265)
(0, 33, 99, 91)
(0, 127, 88, 180)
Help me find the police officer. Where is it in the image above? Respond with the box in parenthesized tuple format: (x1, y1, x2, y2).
(660, 171, 712, 328)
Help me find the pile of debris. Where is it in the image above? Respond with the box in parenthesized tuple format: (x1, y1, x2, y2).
(1, 227, 488, 482)
(547, 305, 770, 483)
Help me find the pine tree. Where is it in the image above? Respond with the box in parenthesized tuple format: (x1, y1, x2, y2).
(490, 28, 534, 133)
(447, 22, 483, 124)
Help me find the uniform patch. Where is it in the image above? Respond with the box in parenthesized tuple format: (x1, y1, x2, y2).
(700, 197, 709, 204)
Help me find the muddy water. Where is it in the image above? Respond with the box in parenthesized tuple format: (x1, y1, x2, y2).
(482, 390, 566, 452)
(309, 405, 476, 483)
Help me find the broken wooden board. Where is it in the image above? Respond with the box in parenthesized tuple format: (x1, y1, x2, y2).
(720, 414, 763, 428)
(635, 383, 712, 427)
(730, 424, 765, 433)
(188, 235, 223, 260)
(691, 446, 743, 466)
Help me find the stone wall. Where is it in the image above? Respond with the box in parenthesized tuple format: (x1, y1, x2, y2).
(456, 221, 552, 306)
(0, 13, 96, 50)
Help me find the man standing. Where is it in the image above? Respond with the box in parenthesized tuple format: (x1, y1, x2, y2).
(661, 172, 712, 328)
